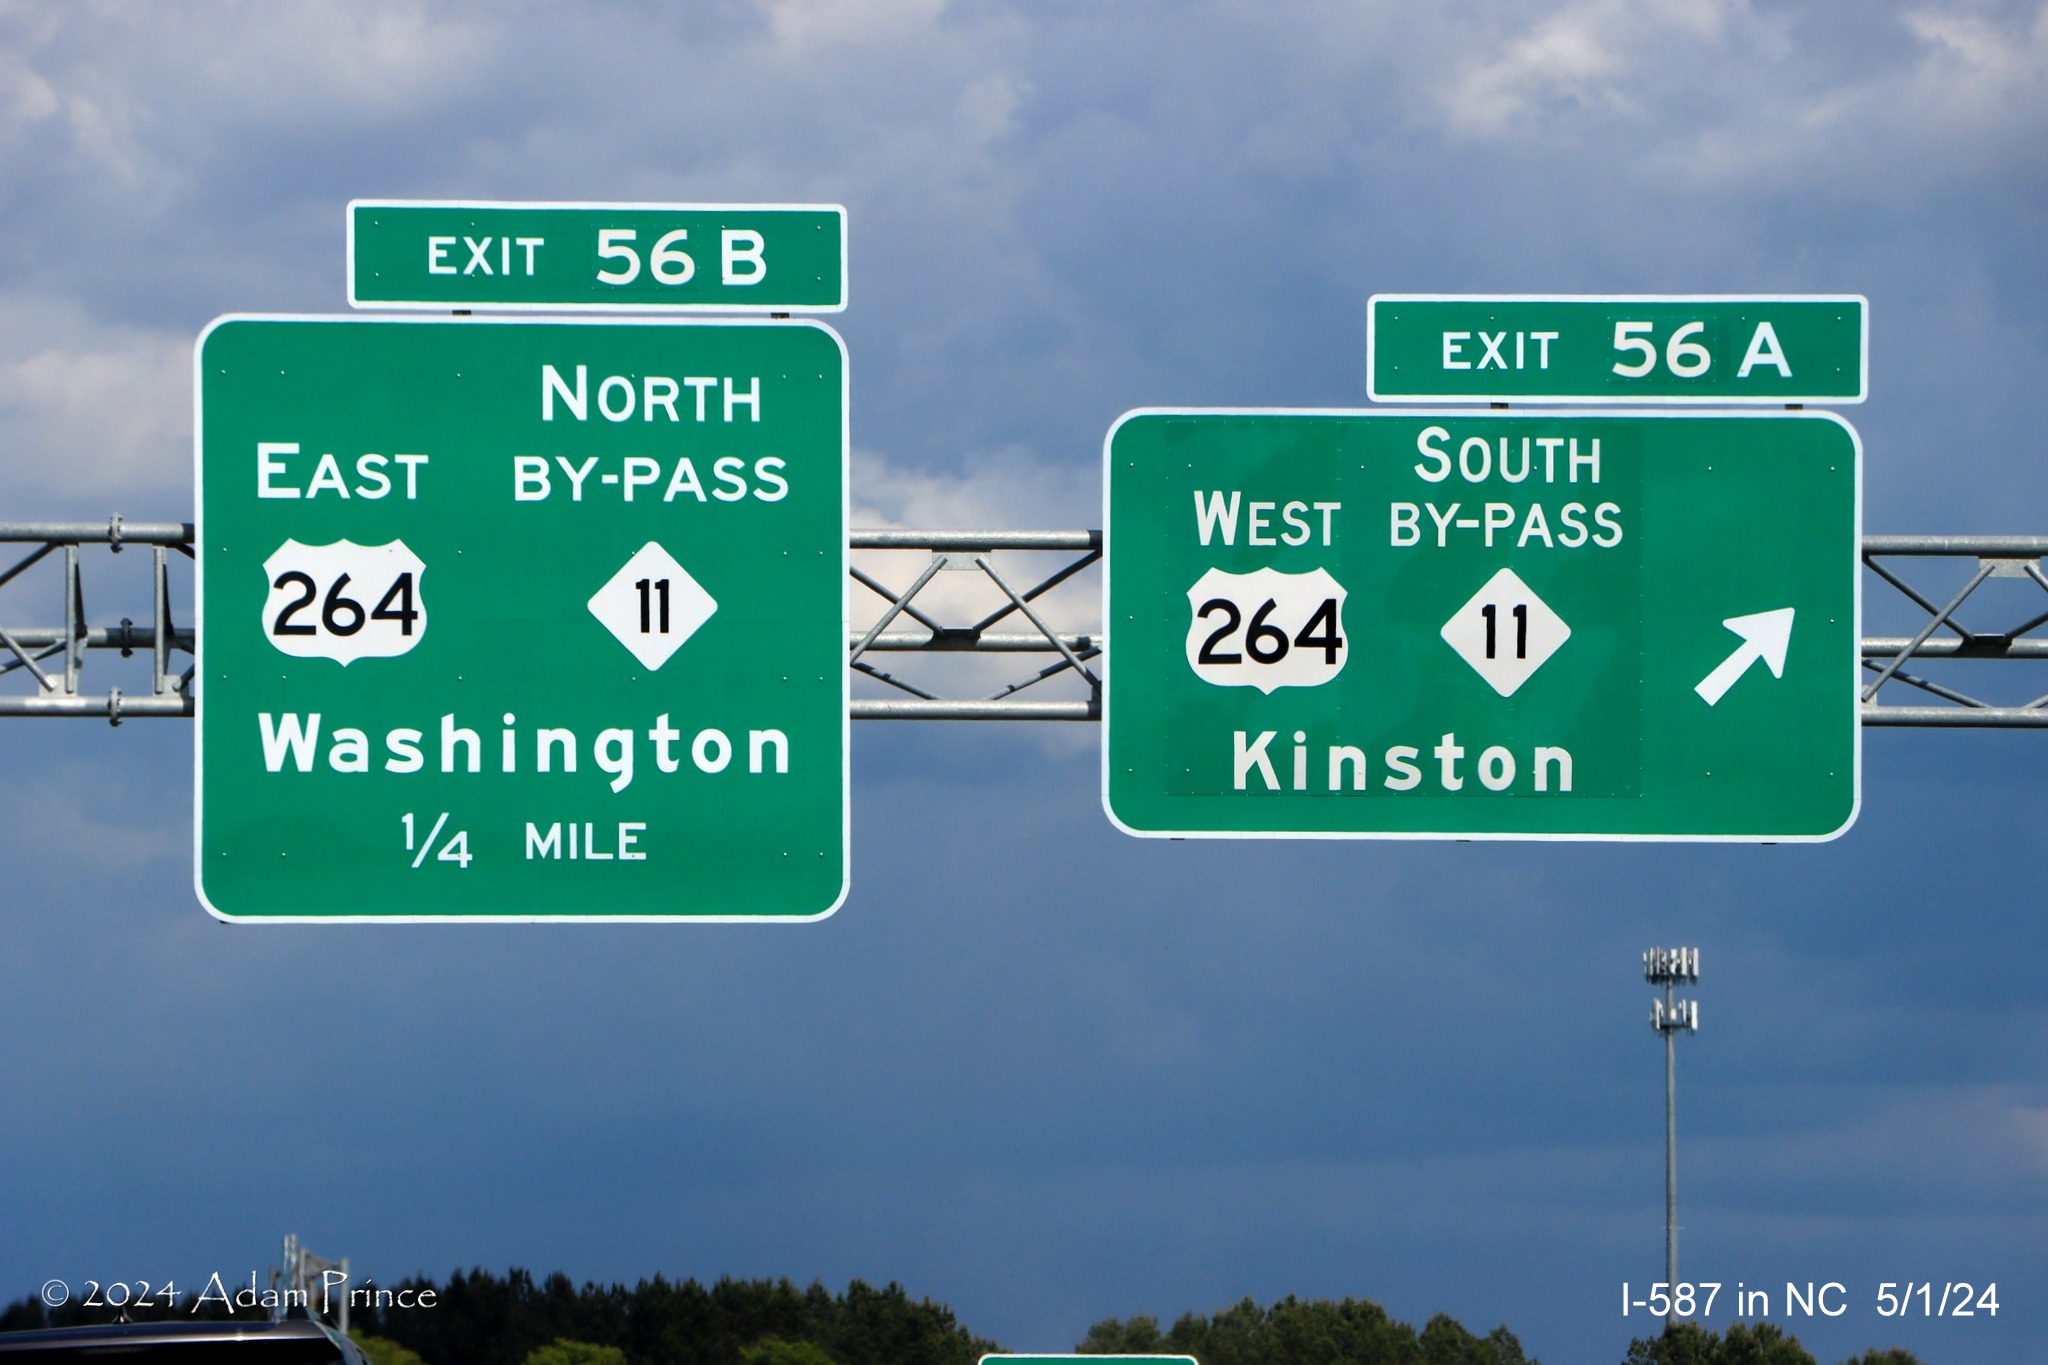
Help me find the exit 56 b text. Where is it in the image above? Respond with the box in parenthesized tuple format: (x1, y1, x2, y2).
(423, 228, 771, 289)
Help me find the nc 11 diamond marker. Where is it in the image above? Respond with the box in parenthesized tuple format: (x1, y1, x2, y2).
(1440, 566, 1570, 698)
(589, 542, 718, 670)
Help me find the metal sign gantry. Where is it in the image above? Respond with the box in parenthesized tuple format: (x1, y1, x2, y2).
(0, 518, 192, 720)
(4, 518, 2047, 727)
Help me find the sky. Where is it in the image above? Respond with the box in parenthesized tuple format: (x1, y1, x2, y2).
(2, 1, 2047, 1362)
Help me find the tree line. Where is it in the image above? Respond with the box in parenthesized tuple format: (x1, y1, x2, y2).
(0, 1271, 1928, 1365)
(1081, 1297, 1925, 1365)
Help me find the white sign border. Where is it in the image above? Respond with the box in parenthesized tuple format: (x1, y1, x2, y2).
(192, 311, 852, 924)
(1098, 404, 1864, 844)
(1365, 293, 1869, 405)
(346, 199, 849, 314)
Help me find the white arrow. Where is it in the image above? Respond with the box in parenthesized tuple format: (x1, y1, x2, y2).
(1694, 607, 1796, 706)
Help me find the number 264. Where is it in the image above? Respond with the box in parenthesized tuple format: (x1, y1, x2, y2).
(1196, 597, 1343, 666)
(271, 571, 419, 638)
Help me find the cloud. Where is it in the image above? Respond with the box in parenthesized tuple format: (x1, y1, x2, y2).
(0, 2, 497, 193)
(2012, 1101, 2048, 1172)
(1426, 0, 2048, 198)
(0, 751, 184, 873)
(1440, 2, 1648, 137)
(956, 69, 1027, 145)
(764, 0, 950, 53)
(0, 42, 60, 137)
(0, 298, 190, 510)
(1894, 2, 2048, 151)
(852, 443, 1096, 532)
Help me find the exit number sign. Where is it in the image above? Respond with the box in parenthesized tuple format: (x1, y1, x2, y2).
(348, 200, 847, 313)
(1367, 294, 1866, 404)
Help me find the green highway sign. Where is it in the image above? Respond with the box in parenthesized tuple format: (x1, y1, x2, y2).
(1102, 409, 1861, 841)
(348, 200, 846, 313)
(195, 315, 848, 920)
(1367, 295, 1866, 404)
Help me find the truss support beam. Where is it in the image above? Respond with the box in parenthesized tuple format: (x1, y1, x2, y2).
(10, 522, 2048, 726)
(851, 699, 1098, 721)
(0, 519, 194, 547)
(1862, 535, 2048, 556)
(1858, 534, 2048, 726)
(0, 694, 191, 720)
(851, 529, 1101, 552)
(1, 519, 194, 722)
(1859, 706, 2048, 727)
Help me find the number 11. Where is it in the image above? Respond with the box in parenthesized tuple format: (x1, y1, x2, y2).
(635, 577, 670, 634)
(1481, 602, 1527, 659)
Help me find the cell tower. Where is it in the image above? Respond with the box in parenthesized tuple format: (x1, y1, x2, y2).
(1644, 945, 1699, 1327)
